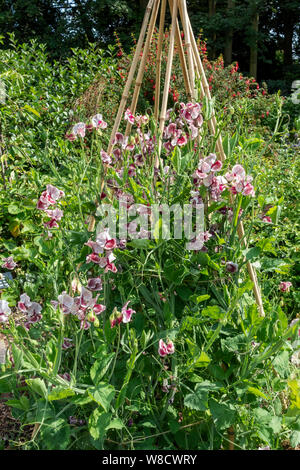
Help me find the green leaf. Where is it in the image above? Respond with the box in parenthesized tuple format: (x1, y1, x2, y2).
(26, 378, 47, 399)
(11, 344, 23, 370)
(88, 409, 111, 443)
(201, 305, 222, 320)
(272, 350, 290, 378)
(184, 386, 208, 411)
(23, 104, 41, 118)
(6, 398, 29, 411)
(39, 418, 70, 450)
(209, 399, 236, 430)
(243, 246, 261, 261)
(290, 431, 300, 448)
(247, 386, 270, 400)
(90, 349, 114, 385)
(128, 239, 152, 249)
(189, 294, 210, 304)
(47, 387, 75, 401)
(7, 203, 24, 215)
(105, 418, 124, 430)
(88, 383, 115, 412)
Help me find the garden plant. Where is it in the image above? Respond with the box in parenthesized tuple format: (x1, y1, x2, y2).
(0, 2, 299, 452)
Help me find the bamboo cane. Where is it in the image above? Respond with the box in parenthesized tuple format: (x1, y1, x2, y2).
(125, 0, 161, 136)
(168, 0, 192, 100)
(107, 0, 155, 155)
(187, 19, 225, 159)
(178, 0, 196, 100)
(156, 0, 179, 168)
(237, 222, 265, 317)
(188, 21, 265, 316)
(154, 0, 167, 120)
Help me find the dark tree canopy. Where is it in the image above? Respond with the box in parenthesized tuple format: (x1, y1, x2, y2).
(0, 0, 299, 93)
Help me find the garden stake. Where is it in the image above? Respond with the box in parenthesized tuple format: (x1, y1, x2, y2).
(154, 0, 167, 120)
(168, 0, 193, 101)
(187, 16, 265, 316)
(107, 0, 155, 155)
(125, 0, 161, 137)
(178, 0, 196, 100)
(107, 0, 265, 316)
(156, 0, 178, 166)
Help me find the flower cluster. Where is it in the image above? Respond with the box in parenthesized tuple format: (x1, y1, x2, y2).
(0, 300, 11, 323)
(192, 157, 255, 201)
(18, 293, 43, 329)
(279, 281, 292, 293)
(163, 102, 203, 153)
(52, 286, 106, 330)
(2, 256, 17, 270)
(37, 184, 65, 235)
(109, 301, 136, 328)
(225, 164, 255, 197)
(65, 114, 108, 141)
(85, 229, 118, 273)
(158, 339, 175, 357)
(192, 153, 225, 201)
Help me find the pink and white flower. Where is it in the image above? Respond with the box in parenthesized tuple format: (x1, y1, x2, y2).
(87, 277, 103, 291)
(91, 114, 107, 129)
(72, 122, 86, 138)
(0, 300, 11, 323)
(2, 256, 17, 270)
(279, 281, 292, 292)
(124, 108, 135, 125)
(121, 301, 136, 323)
(158, 339, 175, 357)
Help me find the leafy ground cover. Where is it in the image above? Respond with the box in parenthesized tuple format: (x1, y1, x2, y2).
(0, 35, 299, 451)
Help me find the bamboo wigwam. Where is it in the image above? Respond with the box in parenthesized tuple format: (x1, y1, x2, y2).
(106, 0, 265, 317)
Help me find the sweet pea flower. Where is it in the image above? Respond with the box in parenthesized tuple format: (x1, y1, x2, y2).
(279, 281, 292, 292)
(62, 338, 73, 350)
(91, 114, 107, 129)
(57, 292, 76, 315)
(93, 304, 106, 315)
(72, 122, 86, 138)
(110, 307, 123, 328)
(121, 301, 136, 323)
(158, 339, 169, 357)
(18, 293, 32, 312)
(2, 256, 17, 270)
(166, 340, 175, 354)
(87, 277, 103, 291)
(18, 294, 42, 329)
(124, 108, 135, 125)
(100, 150, 112, 165)
(0, 300, 11, 323)
(37, 185, 65, 210)
(158, 339, 175, 357)
(226, 261, 239, 273)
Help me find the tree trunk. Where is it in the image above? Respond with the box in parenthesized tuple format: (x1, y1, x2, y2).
(208, 0, 217, 59)
(249, 4, 259, 79)
(224, 0, 234, 66)
(139, 0, 149, 9)
(282, 13, 294, 67)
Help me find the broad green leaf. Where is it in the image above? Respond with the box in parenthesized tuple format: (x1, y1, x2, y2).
(209, 399, 236, 430)
(23, 104, 41, 118)
(48, 387, 75, 401)
(90, 350, 115, 385)
(88, 383, 115, 412)
(88, 409, 111, 443)
(11, 344, 23, 370)
(26, 378, 48, 399)
(105, 418, 124, 430)
(184, 387, 208, 411)
(247, 386, 270, 400)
